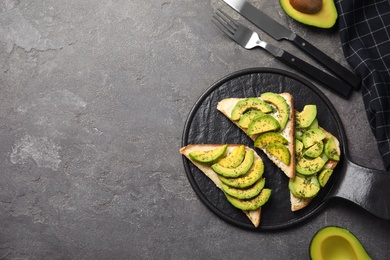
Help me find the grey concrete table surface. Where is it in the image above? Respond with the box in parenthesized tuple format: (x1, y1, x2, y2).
(0, 0, 389, 259)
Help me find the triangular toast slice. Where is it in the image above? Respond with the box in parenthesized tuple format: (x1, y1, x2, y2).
(217, 92, 296, 179)
(290, 127, 341, 211)
(180, 144, 269, 227)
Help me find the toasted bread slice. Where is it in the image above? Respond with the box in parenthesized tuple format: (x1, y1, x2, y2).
(180, 144, 265, 227)
(217, 93, 296, 179)
(290, 127, 341, 211)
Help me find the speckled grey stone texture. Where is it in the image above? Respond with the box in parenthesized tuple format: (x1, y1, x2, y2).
(0, 0, 388, 259)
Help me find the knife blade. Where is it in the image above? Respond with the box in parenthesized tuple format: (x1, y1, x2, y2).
(222, 0, 361, 90)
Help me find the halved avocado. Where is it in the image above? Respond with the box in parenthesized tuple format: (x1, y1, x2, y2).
(231, 98, 272, 121)
(247, 114, 280, 135)
(254, 132, 288, 148)
(189, 144, 228, 164)
(221, 178, 266, 200)
(217, 145, 246, 168)
(280, 0, 338, 29)
(265, 142, 290, 165)
(212, 150, 254, 178)
(238, 110, 264, 128)
(218, 160, 264, 189)
(260, 92, 290, 130)
(310, 226, 371, 260)
(296, 104, 317, 128)
(225, 188, 272, 211)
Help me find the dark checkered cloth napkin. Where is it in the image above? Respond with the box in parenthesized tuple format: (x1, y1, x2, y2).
(336, 0, 390, 171)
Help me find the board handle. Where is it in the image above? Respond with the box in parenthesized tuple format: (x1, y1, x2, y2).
(331, 159, 390, 219)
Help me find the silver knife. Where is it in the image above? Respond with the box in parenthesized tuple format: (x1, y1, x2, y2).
(222, 0, 361, 90)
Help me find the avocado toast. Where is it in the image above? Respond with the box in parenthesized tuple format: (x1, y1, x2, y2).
(180, 144, 271, 227)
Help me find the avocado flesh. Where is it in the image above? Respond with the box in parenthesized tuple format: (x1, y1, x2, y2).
(238, 110, 264, 128)
(254, 132, 288, 148)
(260, 92, 289, 130)
(304, 141, 324, 158)
(217, 145, 246, 168)
(212, 150, 254, 178)
(290, 174, 320, 199)
(231, 98, 272, 121)
(302, 128, 327, 148)
(225, 188, 272, 211)
(218, 160, 264, 189)
(324, 137, 340, 161)
(189, 144, 228, 164)
(280, 0, 338, 28)
(318, 168, 333, 187)
(265, 142, 290, 165)
(247, 114, 280, 135)
(310, 226, 371, 260)
(296, 156, 326, 175)
(221, 177, 266, 200)
(296, 105, 317, 128)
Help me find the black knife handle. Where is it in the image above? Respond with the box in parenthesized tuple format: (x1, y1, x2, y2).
(276, 50, 353, 99)
(291, 34, 361, 90)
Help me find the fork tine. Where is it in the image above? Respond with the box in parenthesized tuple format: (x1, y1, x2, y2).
(215, 9, 239, 30)
(212, 15, 234, 37)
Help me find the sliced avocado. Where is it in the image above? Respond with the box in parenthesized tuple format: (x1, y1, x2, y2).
(324, 137, 340, 161)
(318, 168, 333, 187)
(218, 160, 264, 189)
(238, 110, 264, 128)
(310, 226, 371, 260)
(254, 132, 288, 148)
(247, 114, 280, 135)
(212, 150, 254, 178)
(265, 142, 290, 165)
(225, 188, 272, 211)
(304, 141, 324, 158)
(302, 128, 327, 148)
(231, 98, 272, 121)
(260, 92, 290, 130)
(288, 177, 302, 198)
(221, 178, 265, 200)
(296, 156, 326, 175)
(296, 105, 317, 128)
(189, 144, 228, 164)
(291, 174, 320, 199)
(280, 0, 338, 29)
(295, 139, 304, 158)
(217, 145, 245, 168)
(295, 118, 319, 140)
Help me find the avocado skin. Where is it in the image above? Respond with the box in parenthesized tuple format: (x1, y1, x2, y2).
(280, 0, 338, 28)
(310, 226, 371, 260)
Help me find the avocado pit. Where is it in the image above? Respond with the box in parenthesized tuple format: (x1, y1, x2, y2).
(289, 0, 322, 14)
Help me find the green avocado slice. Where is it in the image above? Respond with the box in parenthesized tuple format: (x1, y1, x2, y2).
(225, 188, 272, 211)
(218, 160, 264, 189)
(296, 104, 317, 128)
(296, 156, 326, 175)
(254, 132, 288, 148)
(189, 144, 228, 164)
(238, 110, 264, 128)
(212, 150, 254, 178)
(221, 178, 266, 200)
(302, 128, 327, 148)
(217, 145, 245, 168)
(290, 174, 320, 199)
(324, 137, 340, 161)
(260, 92, 290, 130)
(231, 98, 272, 121)
(247, 114, 280, 135)
(265, 142, 290, 165)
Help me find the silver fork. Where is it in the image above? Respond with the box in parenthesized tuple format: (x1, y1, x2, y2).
(212, 10, 353, 99)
